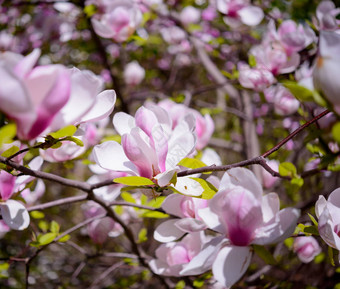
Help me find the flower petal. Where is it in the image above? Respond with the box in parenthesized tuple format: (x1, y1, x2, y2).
(0, 200, 30, 230)
(154, 219, 185, 242)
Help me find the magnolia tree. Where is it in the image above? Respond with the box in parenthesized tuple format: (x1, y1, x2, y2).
(1, 0, 340, 288)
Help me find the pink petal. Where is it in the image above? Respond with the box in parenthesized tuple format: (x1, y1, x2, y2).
(175, 218, 206, 232)
(154, 219, 185, 242)
(238, 6, 264, 26)
(0, 171, 16, 201)
(113, 112, 136, 135)
(161, 194, 187, 217)
(13, 48, 40, 79)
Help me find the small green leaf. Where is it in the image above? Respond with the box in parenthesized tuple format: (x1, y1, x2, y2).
(284, 237, 294, 249)
(190, 178, 217, 199)
(249, 54, 257, 67)
(51, 142, 62, 149)
(83, 4, 97, 17)
(253, 245, 277, 265)
(147, 196, 165, 208)
(328, 246, 335, 266)
(178, 158, 209, 173)
(30, 211, 45, 219)
(279, 162, 297, 177)
(114, 176, 155, 186)
(64, 136, 84, 147)
(0, 263, 9, 271)
(291, 177, 304, 187)
(141, 211, 168, 218)
(303, 225, 319, 236)
(175, 280, 186, 289)
(0, 123, 16, 147)
(49, 125, 77, 139)
(1, 145, 19, 158)
(121, 192, 136, 204)
(58, 234, 71, 243)
(38, 220, 49, 232)
(38, 232, 57, 246)
(282, 81, 314, 102)
(308, 213, 318, 227)
(314, 252, 325, 264)
(137, 228, 147, 243)
(50, 221, 60, 234)
(332, 122, 340, 144)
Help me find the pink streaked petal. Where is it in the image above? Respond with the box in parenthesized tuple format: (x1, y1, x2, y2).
(198, 207, 225, 234)
(13, 49, 40, 79)
(151, 124, 168, 172)
(161, 194, 187, 217)
(79, 90, 116, 123)
(238, 6, 264, 26)
(113, 112, 136, 135)
(154, 219, 185, 242)
(135, 106, 158, 137)
(91, 18, 115, 39)
(261, 193, 280, 223)
(180, 236, 225, 276)
(212, 245, 252, 288)
(175, 218, 207, 233)
(0, 171, 16, 201)
(92, 141, 138, 174)
(315, 195, 327, 219)
(318, 207, 340, 250)
(0, 200, 30, 230)
(253, 208, 300, 245)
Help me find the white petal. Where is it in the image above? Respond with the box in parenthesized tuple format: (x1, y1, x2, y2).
(113, 112, 136, 135)
(238, 6, 264, 26)
(0, 200, 30, 230)
(175, 218, 206, 232)
(161, 194, 186, 217)
(198, 207, 225, 234)
(154, 219, 185, 242)
(172, 177, 204, 197)
(212, 246, 252, 288)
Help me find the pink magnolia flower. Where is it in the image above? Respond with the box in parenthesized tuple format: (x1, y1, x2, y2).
(91, 0, 142, 42)
(123, 61, 145, 86)
(313, 31, 340, 113)
(0, 49, 116, 140)
(293, 236, 321, 263)
(264, 85, 299, 115)
(154, 194, 209, 242)
(180, 168, 300, 287)
(315, 188, 340, 257)
(216, 0, 264, 27)
(153, 99, 214, 150)
(93, 105, 197, 188)
(315, 1, 340, 31)
(180, 6, 201, 26)
(238, 63, 275, 92)
(149, 232, 207, 276)
(262, 159, 279, 189)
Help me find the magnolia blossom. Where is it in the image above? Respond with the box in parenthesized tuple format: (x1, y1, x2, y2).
(180, 6, 201, 26)
(238, 63, 275, 92)
(293, 236, 321, 263)
(313, 31, 340, 113)
(93, 105, 197, 188)
(264, 85, 299, 115)
(123, 61, 145, 86)
(315, 1, 340, 31)
(315, 188, 340, 257)
(261, 159, 279, 189)
(180, 168, 300, 287)
(91, 0, 142, 42)
(153, 99, 214, 150)
(150, 232, 207, 276)
(0, 49, 116, 140)
(216, 0, 264, 27)
(154, 194, 209, 242)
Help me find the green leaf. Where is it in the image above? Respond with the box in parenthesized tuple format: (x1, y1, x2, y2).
(137, 228, 147, 243)
(121, 192, 136, 204)
(1, 145, 19, 158)
(282, 81, 314, 102)
(30, 211, 45, 219)
(308, 213, 318, 227)
(64, 136, 84, 147)
(141, 211, 168, 218)
(0, 123, 16, 147)
(303, 225, 319, 236)
(58, 234, 71, 243)
(332, 122, 340, 144)
(50, 221, 60, 234)
(279, 162, 297, 178)
(314, 252, 325, 264)
(178, 158, 209, 173)
(147, 196, 165, 208)
(284, 237, 294, 249)
(253, 245, 277, 265)
(189, 178, 217, 199)
(249, 54, 257, 67)
(38, 232, 57, 246)
(49, 125, 77, 139)
(38, 220, 49, 232)
(328, 246, 335, 266)
(114, 176, 155, 186)
(175, 280, 186, 289)
(51, 142, 62, 149)
(291, 177, 304, 187)
(83, 4, 97, 17)
(0, 263, 9, 271)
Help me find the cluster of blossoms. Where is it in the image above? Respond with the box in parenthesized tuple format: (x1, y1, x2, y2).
(1, 0, 340, 287)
